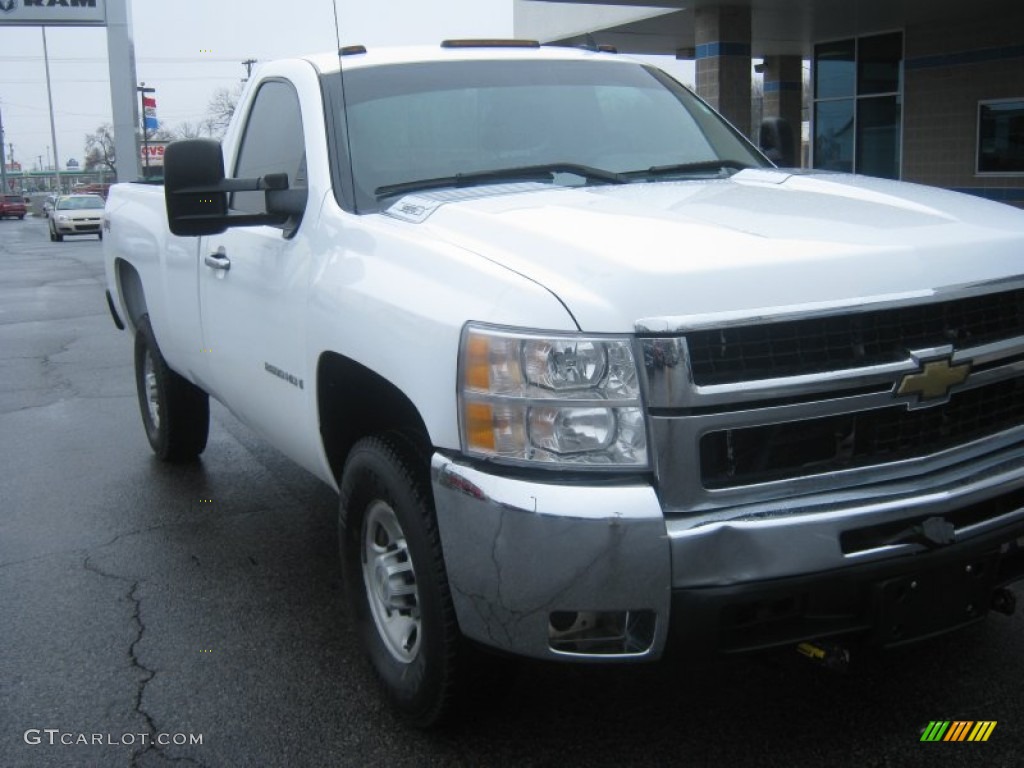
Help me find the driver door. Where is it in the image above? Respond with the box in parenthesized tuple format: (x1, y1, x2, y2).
(197, 78, 313, 457)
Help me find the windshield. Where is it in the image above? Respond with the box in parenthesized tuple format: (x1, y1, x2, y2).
(57, 196, 104, 210)
(332, 58, 768, 212)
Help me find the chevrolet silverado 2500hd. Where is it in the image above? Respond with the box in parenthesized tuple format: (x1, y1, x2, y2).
(103, 42, 1024, 726)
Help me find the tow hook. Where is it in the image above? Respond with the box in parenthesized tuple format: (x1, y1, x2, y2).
(796, 640, 851, 672)
(991, 588, 1017, 616)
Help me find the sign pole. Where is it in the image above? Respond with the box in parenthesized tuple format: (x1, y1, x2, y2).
(137, 83, 155, 178)
(105, 0, 142, 182)
(0, 105, 8, 194)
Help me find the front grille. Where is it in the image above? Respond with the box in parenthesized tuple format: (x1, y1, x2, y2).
(700, 377, 1024, 488)
(686, 288, 1024, 385)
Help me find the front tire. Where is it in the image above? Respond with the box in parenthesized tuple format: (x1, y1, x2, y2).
(339, 434, 462, 727)
(133, 315, 209, 461)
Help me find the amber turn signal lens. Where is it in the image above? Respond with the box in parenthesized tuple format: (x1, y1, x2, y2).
(465, 333, 491, 391)
(465, 402, 496, 451)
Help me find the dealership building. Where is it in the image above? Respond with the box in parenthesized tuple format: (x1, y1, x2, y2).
(516, 0, 1024, 207)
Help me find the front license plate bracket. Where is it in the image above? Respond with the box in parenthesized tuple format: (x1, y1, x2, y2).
(871, 553, 998, 646)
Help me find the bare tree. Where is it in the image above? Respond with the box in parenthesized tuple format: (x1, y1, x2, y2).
(84, 123, 117, 174)
(83, 122, 179, 174)
(173, 120, 206, 140)
(172, 119, 224, 140)
(205, 84, 244, 137)
(148, 125, 177, 143)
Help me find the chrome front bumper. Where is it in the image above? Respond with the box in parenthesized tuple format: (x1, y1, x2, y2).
(432, 452, 1024, 661)
(431, 454, 671, 662)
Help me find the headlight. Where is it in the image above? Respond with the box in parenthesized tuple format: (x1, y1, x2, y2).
(57, 215, 70, 222)
(459, 324, 648, 468)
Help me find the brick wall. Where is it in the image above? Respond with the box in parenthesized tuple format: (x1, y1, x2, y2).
(903, 11, 1024, 206)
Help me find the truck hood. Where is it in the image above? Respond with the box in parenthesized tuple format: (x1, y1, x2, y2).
(402, 170, 1024, 332)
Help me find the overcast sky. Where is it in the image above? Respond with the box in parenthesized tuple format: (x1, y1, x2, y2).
(0, 0, 690, 175)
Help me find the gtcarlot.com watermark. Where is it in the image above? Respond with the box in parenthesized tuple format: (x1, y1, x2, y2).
(24, 729, 203, 747)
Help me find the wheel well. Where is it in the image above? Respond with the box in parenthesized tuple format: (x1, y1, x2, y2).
(116, 259, 148, 332)
(317, 352, 432, 483)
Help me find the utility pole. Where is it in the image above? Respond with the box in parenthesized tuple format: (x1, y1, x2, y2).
(41, 28, 64, 194)
(0, 104, 8, 194)
(241, 58, 257, 81)
(137, 83, 155, 178)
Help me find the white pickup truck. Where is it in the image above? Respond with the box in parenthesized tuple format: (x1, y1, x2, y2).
(104, 41, 1024, 725)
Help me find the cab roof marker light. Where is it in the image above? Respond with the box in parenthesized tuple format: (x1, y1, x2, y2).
(441, 39, 541, 49)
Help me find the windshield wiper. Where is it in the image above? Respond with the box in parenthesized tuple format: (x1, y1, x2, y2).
(375, 163, 625, 199)
(623, 160, 754, 181)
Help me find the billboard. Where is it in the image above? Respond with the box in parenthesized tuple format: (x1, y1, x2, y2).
(0, 0, 107, 27)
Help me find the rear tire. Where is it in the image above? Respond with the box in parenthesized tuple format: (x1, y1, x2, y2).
(133, 315, 209, 461)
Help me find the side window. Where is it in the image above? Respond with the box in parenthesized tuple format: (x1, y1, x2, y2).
(232, 80, 306, 215)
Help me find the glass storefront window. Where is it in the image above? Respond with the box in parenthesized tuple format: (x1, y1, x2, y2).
(858, 32, 902, 96)
(978, 100, 1024, 174)
(857, 96, 901, 179)
(815, 100, 855, 172)
(813, 32, 903, 178)
(815, 39, 855, 100)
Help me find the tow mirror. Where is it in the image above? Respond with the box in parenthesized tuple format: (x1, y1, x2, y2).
(165, 139, 229, 237)
(164, 139, 308, 238)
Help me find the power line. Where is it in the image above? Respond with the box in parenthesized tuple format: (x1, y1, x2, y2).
(0, 100, 110, 117)
(0, 54, 254, 64)
(1, 75, 245, 84)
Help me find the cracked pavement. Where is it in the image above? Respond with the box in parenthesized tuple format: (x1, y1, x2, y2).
(2, 216, 1023, 768)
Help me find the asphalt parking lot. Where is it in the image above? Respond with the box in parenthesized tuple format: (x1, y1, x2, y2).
(1, 213, 1022, 768)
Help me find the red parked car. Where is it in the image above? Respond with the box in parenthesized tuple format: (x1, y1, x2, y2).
(0, 194, 27, 219)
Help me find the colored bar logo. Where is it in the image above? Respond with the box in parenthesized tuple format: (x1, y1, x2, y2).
(921, 721, 997, 742)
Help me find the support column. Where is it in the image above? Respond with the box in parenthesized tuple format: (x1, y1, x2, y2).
(695, 5, 752, 137)
(106, 0, 143, 182)
(763, 55, 804, 166)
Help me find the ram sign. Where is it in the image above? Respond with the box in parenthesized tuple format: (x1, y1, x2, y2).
(0, 0, 107, 27)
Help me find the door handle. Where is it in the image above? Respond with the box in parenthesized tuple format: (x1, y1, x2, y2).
(204, 247, 231, 271)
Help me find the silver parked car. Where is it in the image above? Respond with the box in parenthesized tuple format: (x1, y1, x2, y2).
(49, 194, 104, 241)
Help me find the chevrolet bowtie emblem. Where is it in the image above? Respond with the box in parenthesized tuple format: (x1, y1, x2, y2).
(896, 357, 971, 406)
